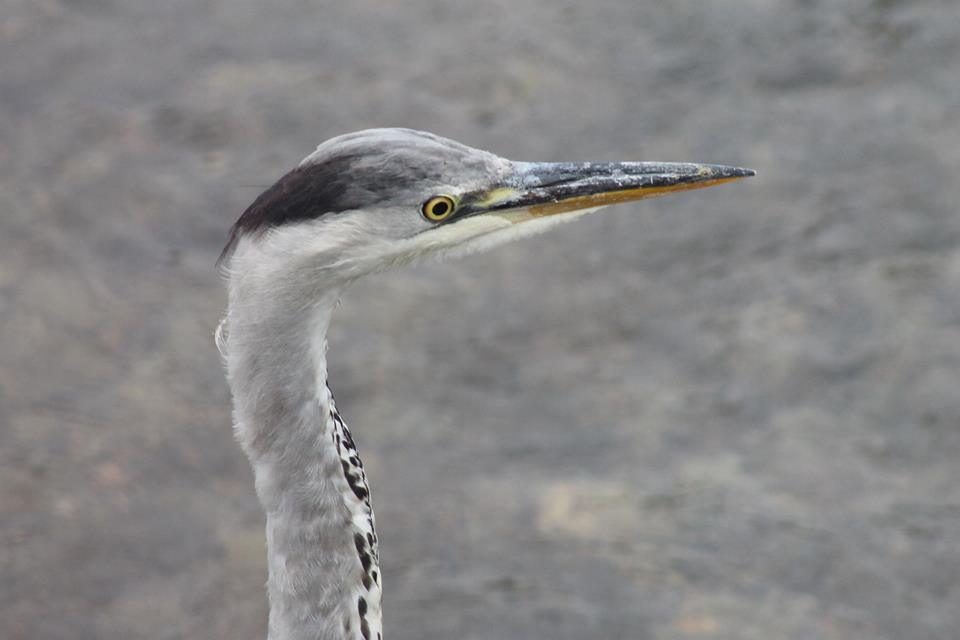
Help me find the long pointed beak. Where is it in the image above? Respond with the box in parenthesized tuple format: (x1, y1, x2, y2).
(459, 161, 756, 221)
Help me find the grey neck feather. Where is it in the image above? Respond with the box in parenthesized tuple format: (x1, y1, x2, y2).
(223, 256, 382, 640)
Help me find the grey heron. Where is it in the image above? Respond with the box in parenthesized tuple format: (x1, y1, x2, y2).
(218, 128, 755, 640)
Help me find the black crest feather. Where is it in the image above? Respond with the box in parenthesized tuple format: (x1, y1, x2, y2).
(218, 154, 361, 266)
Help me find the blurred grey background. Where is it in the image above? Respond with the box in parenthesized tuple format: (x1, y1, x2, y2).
(2, 1, 959, 639)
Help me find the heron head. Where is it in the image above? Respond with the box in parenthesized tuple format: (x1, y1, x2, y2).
(221, 128, 754, 284)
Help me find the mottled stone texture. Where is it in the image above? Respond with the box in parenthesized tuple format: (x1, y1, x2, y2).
(1, 1, 959, 639)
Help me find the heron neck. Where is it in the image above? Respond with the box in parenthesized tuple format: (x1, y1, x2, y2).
(224, 283, 382, 640)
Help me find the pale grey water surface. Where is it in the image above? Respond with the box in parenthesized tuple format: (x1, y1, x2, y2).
(2, 1, 959, 639)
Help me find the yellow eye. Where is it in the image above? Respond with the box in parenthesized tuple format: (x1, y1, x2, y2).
(421, 195, 457, 222)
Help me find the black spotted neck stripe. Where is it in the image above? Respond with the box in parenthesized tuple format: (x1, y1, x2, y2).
(327, 389, 382, 640)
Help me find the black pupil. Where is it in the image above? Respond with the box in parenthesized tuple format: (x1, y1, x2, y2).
(431, 200, 449, 216)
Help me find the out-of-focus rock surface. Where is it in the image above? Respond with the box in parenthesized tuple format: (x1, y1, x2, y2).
(2, 1, 959, 638)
